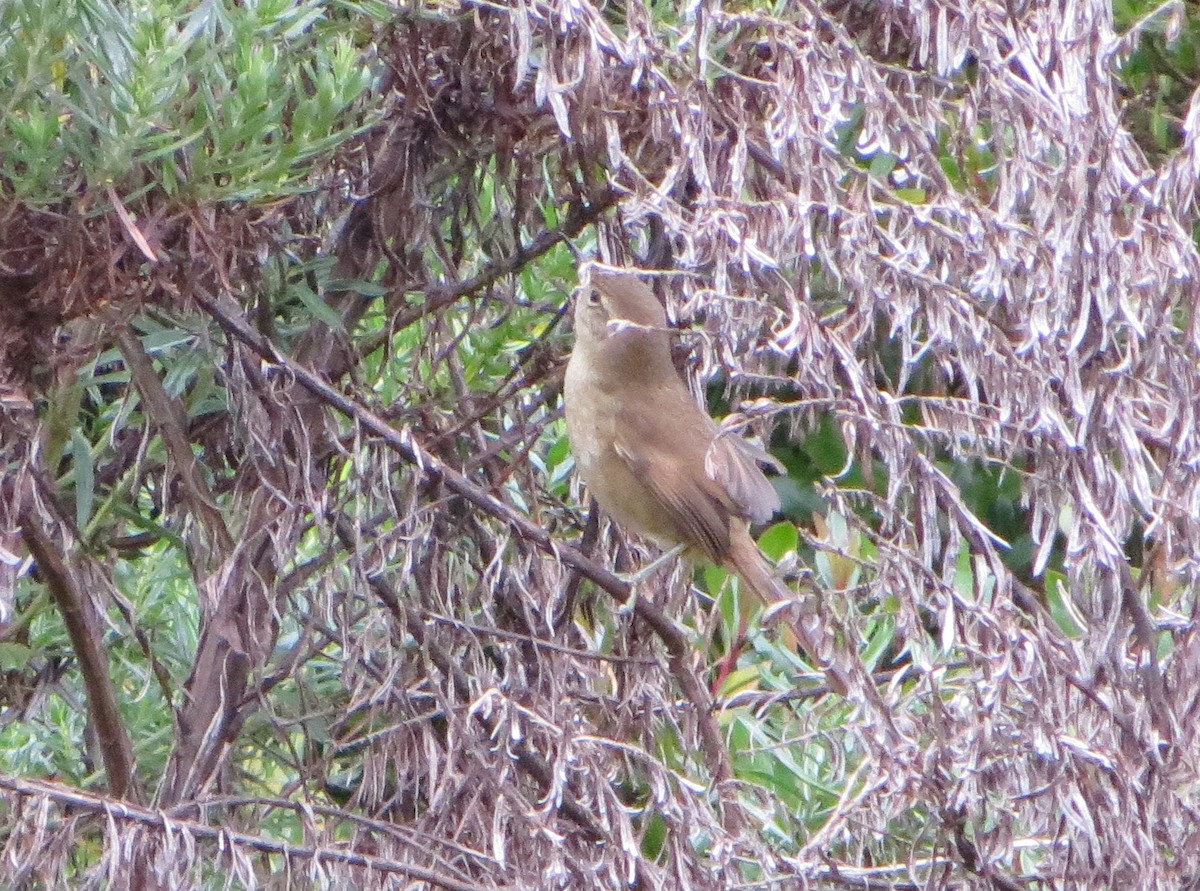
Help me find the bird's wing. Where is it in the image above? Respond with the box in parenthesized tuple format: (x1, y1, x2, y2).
(612, 401, 733, 564)
(705, 432, 782, 525)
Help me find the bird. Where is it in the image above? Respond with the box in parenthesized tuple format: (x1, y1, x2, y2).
(563, 268, 847, 694)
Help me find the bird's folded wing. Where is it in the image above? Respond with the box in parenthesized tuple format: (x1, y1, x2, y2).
(705, 432, 782, 525)
(613, 434, 732, 564)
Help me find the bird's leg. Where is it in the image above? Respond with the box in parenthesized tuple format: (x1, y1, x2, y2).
(616, 543, 687, 613)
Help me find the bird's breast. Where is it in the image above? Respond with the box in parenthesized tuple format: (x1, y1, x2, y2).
(563, 354, 617, 481)
(564, 356, 678, 545)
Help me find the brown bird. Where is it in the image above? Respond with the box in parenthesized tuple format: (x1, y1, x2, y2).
(564, 268, 847, 694)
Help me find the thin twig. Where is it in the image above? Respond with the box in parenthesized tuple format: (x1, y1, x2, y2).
(0, 774, 491, 891)
(195, 289, 737, 787)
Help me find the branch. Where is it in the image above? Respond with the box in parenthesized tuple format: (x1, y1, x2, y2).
(113, 323, 233, 555)
(0, 773, 490, 891)
(17, 517, 138, 800)
(193, 289, 735, 787)
(384, 188, 617, 335)
(331, 518, 611, 844)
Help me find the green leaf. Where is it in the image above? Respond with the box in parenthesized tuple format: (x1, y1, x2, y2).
(834, 103, 866, 156)
(290, 281, 345, 328)
(715, 664, 760, 696)
(825, 510, 850, 550)
(703, 563, 730, 602)
(43, 378, 85, 474)
(862, 615, 896, 670)
(758, 522, 798, 561)
(894, 187, 927, 204)
(1045, 570, 1084, 638)
(71, 429, 95, 532)
(325, 278, 389, 298)
(0, 642, 35, 670)
(803, 415, 848, 476)
(868, 152, 897, 177)
(954, 542, 974, 600)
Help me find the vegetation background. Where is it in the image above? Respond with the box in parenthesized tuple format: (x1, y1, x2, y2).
(0, 0, 1197, 887)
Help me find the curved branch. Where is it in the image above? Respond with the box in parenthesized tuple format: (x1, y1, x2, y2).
(18, 515, 139, 800)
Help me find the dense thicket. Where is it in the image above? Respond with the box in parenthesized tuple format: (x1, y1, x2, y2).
(1, 1, 1197, 888)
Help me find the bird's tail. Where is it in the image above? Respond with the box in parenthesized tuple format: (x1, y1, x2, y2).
(726, 530, 851, 696)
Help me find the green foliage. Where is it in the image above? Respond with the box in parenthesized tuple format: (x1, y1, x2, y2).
(0, 0, 380, 205)
(1, 0, 1194, 886)
(1114, 0, 1198, 156)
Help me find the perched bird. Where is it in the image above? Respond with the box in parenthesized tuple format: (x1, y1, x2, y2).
(563, 268, 847, 693)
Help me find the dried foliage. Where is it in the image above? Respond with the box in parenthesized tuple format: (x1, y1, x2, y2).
(1, 0, 1198, 889)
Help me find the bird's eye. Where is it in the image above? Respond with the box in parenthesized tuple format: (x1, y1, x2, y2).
(586, 288, 602, 307)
